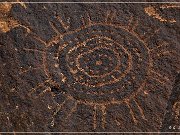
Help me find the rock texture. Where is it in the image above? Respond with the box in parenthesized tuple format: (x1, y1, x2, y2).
(0, 2, 180, 133)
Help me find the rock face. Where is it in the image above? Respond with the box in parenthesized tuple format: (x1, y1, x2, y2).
(0, 2, 179, 132)
(161, 74, 180, 132)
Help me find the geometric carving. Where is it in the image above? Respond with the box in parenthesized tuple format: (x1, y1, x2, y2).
(1, 3, 179, 132)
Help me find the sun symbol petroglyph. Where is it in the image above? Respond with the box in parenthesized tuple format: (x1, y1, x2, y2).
(42, 12, 153, 129)
(11, 5, 179, 131)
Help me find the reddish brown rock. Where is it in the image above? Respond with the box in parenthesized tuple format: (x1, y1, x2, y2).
(0, 2, 179, 133)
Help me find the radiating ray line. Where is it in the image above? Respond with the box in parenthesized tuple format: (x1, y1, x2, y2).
(81, 12, 93, 26)
(132, 20, 139, 32)
(149, 75, 167, 86)
(30, 34, 47, 46)
(50, 99, 68, 127)
(27, 79, 50, 96)
(42, 51, 51, 78)
(86, 12, 93, 26)
(50, 117, 55, 127)
(19, 66, 43, 75)
(153, 53, 180, 66)
(127, 15, 134, 27)
(170, 57, 180, 71)
(110, 11, 116, 22)
(149, 69, 170, 83)
(101, 105, 106, 129)
(105, 10, 116, 24)
(150, 74, 165, 85)
(150, 50, 179, 80)
(115, 119, 122, 127)
(125, 100, 138, 124)
(6, 115, 12, 131)
(93, 105, 97, 129)
(134, 99, 147, 121)
(38, 87, 51, 97)
(22, 48, 45, 54)
(157, 51, 171, 57)
(127, 16, 139, 32)
(58, 72, 66, 83)
(53, 99, 67, 116)
(58, 42, 68, 52)
(150, 41, 169, 52)
(168, 50, 180, 57)
(111, 75, 119, 81)
(65, 101, 78, 120)
(143, 28, 160, 42)
(47, 35, 63, 46)
(49, 21, 60, 35)
(81, 16, 86, 27)
(157, 50, 180, 58)
(56, 15, 69, 30)
(105, 10, 110, 23)
(132, 48, 141, 57)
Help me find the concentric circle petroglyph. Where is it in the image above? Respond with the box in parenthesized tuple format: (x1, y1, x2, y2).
(6, 5, 179, 131)
(44, 23, 150, 104)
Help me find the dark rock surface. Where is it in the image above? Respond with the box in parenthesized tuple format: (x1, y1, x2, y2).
(0, 2, 179, 133)
(161, 73, 180, 132)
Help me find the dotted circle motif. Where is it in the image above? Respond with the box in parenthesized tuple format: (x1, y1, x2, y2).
(45, 24, 150, 104)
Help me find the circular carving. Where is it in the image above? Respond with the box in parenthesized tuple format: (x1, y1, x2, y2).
(65, 37, 131, 87)
(76, 46, 119, 78)
(45, 24, 150, 104)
